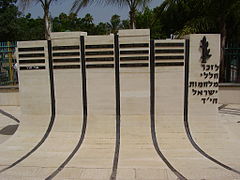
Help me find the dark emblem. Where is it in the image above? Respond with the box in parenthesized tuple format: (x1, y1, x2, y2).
(200, 36, 212, 63)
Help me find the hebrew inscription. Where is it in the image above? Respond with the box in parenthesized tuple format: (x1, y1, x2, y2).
(189, 64, 219, 104)
(189, 35, 220, 106)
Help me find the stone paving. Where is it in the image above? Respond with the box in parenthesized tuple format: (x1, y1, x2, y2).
(0, 105, 239, 180)
(0, 65, 240, 180)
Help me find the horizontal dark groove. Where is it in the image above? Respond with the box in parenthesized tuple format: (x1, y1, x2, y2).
(18, 47, 44, 52)
(86, 57, 114, 62)
(155, 49, 184, 54)
(155, 43, 184, 47)
(53, 65, 80, 69)
(120, 43, 149, 48)
(53, 58, 80, 63)
(86, 51, 114, 56)
(155, 62, 184, 66)
(120, 63, 149, 67)
(120, 50, 149, 55)
(20, 66, 45, 70)
(53, 52, 80, 57)
(19, 53, 45, 58)
(86, 64, 114, 68)
(19, 59, 45, 64)
(120, 56, 149, 61)
(48, 63, 183, 68)
(86, 44, 113, 49)
(53, 46, 79, 50)
(156, 56, 184, 60)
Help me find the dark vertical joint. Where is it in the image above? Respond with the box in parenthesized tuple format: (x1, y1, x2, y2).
(110, 34, 121, 180)
(80, 36, 87, 117)
(115, 34, 120, 117)
(184, 39, 190, 127)
(150, 40, 155, 118)
(48, 40, 56, 117)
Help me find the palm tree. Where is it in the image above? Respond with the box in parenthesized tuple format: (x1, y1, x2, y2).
(107, 14, 122, 33)
(19, 0, 58, 40)
(71, 0, 153, 29)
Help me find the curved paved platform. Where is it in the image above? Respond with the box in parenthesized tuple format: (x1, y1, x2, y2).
(0, 67, 240, 180)
(154, 67, 240, 180)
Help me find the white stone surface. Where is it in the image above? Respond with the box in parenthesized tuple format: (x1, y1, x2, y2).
(1, 33, 239, 180)
(17, 40, 51, 115)
(0, 91, 19, 106)
(50, 32, 87, 40)
(188, 34, 220, 115)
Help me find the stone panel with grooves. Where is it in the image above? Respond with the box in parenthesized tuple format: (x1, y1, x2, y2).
(188, 34, 220, 115)
(52, 37, 82, 115)
(118, 29, 150, 115)
(119, 29, 150, 68)
(17, 40, 50, 115)
(85, 35, 115, 115)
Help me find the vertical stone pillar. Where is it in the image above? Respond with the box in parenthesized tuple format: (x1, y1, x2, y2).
(118, 29, 150, 115)
(17, 40, 51, 115)
(187, 34, 220, 116)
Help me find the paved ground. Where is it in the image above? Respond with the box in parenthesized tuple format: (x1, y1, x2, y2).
(0, 105, 239, 180)
(0, 106, 20, 144)
(0, 66, 239, 180)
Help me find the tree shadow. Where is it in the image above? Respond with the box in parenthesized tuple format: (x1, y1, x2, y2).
(0, 124, 19, 135)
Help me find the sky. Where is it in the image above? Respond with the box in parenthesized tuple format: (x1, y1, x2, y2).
(21, 0, 163, 23)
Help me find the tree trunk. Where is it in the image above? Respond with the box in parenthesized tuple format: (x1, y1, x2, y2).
(220, 22, 227, 82)
(44, 7, 51, 40)
(129, 7, 136, 29)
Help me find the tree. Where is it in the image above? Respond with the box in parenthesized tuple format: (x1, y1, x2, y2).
(154, 0, 193, 38)
(203, 0, 240, 80)
(19, 0, 59, 40)
(136, 7, 162, 38)
(51, 12, 111, 35)
(80, 13, 96, 34)
(95, 22, 110, 35)
(158, 0, 240, 80)
(0, 0, 20, 41)
(121, 19, 130, 29)
(71, 0, 153, 29)
(107, 14, 122, 34)
(52, 13, 79, 32)
(17, 13, 45, 40)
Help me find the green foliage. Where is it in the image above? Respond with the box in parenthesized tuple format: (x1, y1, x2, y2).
(107, 14, 121, 34)
(0, 0, 45, 41)
(0, 0, 19, 41)
(1, 0, 240, 43)
(52, 13, 129, 35)
(16, 13, 45, 40)
(155, 0, 194, 38)
(107, 14, 128, 34)
(121, 19, 130, 29)
(156, 0, 240, 41)
(177, 17, 215, 37)
(52, 13, 110, 35)
(95, 22, 110, 35)
(136, 7, 162, 39)
(19, 0, 60, 39)
(52, 13, 80, 32)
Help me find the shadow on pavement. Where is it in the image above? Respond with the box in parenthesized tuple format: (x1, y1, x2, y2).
(0, 124, 19, 135)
